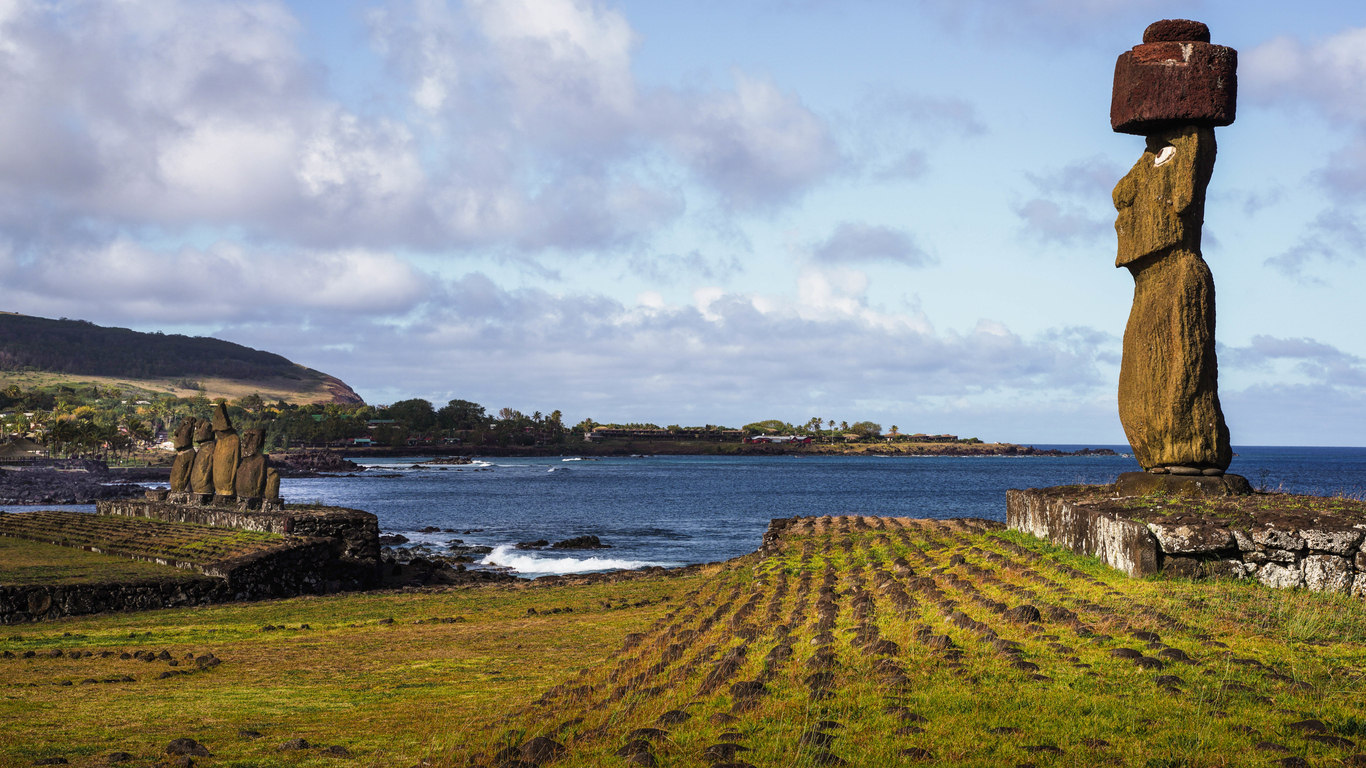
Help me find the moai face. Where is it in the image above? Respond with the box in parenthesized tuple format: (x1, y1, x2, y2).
(173, 418, 196, 451)
(211, 402, 234, 433)
(1111, 19, 1236, 136)
(240, 429, 265, 458)
(1112, 125, 1216, 267)
(193, 418, 214, 443)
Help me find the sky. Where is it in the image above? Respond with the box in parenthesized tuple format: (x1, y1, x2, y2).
(0, 0, 1363, 445)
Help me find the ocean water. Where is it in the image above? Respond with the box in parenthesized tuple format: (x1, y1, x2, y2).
(278, 446, 1365, 577)
(6, 446, 1362, 577)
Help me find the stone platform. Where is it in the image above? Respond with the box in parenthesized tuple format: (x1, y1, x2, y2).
(1007, 484, 1366, 598)
(97, 497, 380, 566)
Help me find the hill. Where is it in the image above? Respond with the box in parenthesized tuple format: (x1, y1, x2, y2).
(0, 312, 362, 405)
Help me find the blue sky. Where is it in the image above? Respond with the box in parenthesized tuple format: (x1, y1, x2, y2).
(0, 0, 1363, 445)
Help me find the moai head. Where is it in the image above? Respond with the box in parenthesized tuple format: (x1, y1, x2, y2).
(240, 429, 265, 458)
(1111, 20, 1237, 136)
(211, 402, 234, 433)
(173, 418, 196, 451)
(193, 418, 215, 443)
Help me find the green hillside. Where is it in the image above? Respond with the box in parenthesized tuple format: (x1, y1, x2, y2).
(0, 313, 362, 405)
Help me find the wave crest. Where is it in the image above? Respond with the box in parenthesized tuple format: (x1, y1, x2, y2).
(479, 544, 675, 575)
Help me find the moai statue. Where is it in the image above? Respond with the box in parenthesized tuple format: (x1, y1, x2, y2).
(169, 418, 197, 493)
(1111, 20, 1235, 476)
(265, 468, 282, 505)
(210, 403, 240, 500)
(235, 428, 268, 506)
(189, 418, 216, 498)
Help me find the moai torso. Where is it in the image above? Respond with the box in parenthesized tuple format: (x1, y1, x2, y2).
(189, 419, 216, 495)
(210, 403, 239, 498)
(235, 428, 268, 500)
(169, 418, 197, 493)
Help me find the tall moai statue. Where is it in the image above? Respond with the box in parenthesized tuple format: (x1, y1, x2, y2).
(210, 403, 240, 499)
(189, 418, 216, 497)
(235, 428, 268, 505)
(1111, 19, 1235, 476)
(168, 418, 197, 493)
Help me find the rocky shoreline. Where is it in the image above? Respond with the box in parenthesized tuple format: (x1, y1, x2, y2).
(0, 461, 165, 505)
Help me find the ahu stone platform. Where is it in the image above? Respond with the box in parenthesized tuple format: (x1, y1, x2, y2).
(97, 497, 380, 567)
(1008, 484, 1366, 598)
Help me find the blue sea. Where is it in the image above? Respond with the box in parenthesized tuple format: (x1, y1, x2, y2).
(8, 446, 1364, 577)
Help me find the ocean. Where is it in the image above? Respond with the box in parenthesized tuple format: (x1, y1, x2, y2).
(283, 445, 1366, 577)
(7, 446, 1363, 578)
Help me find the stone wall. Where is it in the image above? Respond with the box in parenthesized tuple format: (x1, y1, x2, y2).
(0, 578, 231, 625)
(1008, 487, 1366, 598)
(97, 498, 380, 566)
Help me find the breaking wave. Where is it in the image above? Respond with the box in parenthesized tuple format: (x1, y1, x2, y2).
(480, 544, 675, 575)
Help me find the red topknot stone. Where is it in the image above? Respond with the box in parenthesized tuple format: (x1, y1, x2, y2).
(1111, 20, 1236, 135)
(1143, 19, 1210, 44)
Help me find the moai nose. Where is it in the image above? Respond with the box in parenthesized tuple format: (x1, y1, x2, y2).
(1111, 19, 1237, 136)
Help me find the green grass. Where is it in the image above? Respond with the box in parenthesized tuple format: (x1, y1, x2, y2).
(0, 576, 698, 766)
(0, 537, 200, 586)
(0, 512, 286, 568)
(2, 517, 1364, 767)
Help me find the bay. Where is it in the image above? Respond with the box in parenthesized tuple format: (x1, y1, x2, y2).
(276, 445, 1365, 577)
(6, 446, 1361, 578)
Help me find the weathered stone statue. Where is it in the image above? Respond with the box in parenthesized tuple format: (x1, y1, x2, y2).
(210, 403, 239, 500)
(235, 428, 268, 503)
(189, 418, 216, 497)
(169, 418, 197, 493)
(1111, 19, 1235, 476)
(265, 468, 282, 503)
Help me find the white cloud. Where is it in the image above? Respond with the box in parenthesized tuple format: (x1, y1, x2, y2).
(246, 271, 1115, 422)
(1264, 208, 1366, 278)
(0, 0, 839, 259)
(1015, 156, 1122, 246)
(0, 238, 431, 322)
(811, 222, 934, 267)
(1244, 28, 1366, 124)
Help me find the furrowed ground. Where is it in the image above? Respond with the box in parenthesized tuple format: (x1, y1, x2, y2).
(3, 516, 1365, 767)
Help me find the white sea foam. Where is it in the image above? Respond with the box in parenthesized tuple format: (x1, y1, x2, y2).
(480, 544, 674, 575)
(561, 457, 583, 462)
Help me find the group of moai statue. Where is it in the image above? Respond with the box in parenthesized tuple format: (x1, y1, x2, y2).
(168, 403, 280, 507)
(1110, 19, 1237, 477)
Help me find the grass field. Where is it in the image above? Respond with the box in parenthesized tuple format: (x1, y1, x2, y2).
(3, 518, 1365, 767)
(0, 538, 199, 586)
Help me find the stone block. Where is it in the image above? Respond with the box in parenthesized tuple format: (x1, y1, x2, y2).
(1300, 529, 1364, 555)
(1161, 556, 1204, 579)
(1007, 489, 1159, 577)
(1147, 522, 1235, 554)
(1302, 555, 1354, 594)
(1253, 527, 1304, 551)
(1115, 472, 1249, 498)
(1257, 562, 1304, 590)
(1111, 19, 1237, 135)
(1357, 549, 1366, 571)
(1245, 549, 1297, 565)
(1232, 529, 1257, 551)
